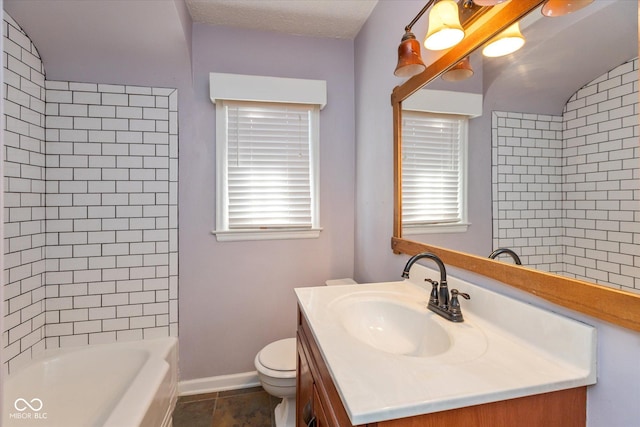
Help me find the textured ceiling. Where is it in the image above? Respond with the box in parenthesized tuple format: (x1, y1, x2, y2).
(2, 0, 378, 83)
(185, 0, 379, 39)
(2, 0, 636, 116)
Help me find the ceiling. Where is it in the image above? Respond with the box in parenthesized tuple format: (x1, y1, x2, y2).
(185, 0, 378, 39)
(2, 0, 377, 82)
(2, 0, 637, 114)
(3, 0, 195, 83)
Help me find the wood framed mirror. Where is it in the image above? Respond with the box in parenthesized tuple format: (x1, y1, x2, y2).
(391, 0, 640, 332)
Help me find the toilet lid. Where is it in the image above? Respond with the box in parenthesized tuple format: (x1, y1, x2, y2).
(258, 338, 296, 372)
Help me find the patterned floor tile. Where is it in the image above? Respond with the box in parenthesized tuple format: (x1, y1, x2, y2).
(172, 387, 278, 427)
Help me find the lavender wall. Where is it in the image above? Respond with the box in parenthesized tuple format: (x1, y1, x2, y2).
(354, 0, 420, 284)
(180, 24, 356, 379)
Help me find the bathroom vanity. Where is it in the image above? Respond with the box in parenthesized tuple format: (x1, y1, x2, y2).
(295, 267, 596, 427)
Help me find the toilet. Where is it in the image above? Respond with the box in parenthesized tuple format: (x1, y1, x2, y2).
(255, 338, 297, 427)
(255, 278, 356, 427)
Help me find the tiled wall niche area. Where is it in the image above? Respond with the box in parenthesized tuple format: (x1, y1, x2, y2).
(492, 58, 639, 292)
(3, 14, 179, 374)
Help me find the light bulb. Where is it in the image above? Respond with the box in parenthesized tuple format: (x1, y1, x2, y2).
(424, 0, 465, 51)
(482, 22, 525, 57)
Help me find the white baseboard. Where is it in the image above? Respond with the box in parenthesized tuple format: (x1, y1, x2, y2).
(178, 371, 261, 396)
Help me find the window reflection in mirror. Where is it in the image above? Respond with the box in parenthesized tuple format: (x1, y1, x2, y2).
(398, 0, 638, 292)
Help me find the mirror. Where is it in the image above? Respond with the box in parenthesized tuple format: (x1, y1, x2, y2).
(398, 0, 638, 290)
(392, 0, 640, 332)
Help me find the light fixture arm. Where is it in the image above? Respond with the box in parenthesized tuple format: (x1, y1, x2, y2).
(404, 0, 437, 33)
(395, 0, 470, 77)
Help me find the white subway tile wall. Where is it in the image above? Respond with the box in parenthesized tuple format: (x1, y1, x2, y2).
(3, 13, 47, 375)
(491, 111, 564, 273)
(492, 57, 639, 292)
(3, 14, 179, 374)
(44, 81, 179, 350)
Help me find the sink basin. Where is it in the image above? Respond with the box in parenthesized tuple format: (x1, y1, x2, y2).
(331, 293, 451, 357)
(297, 279, 597, 425)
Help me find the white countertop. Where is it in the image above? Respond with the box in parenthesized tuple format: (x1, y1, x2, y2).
(295, 265, 596, 425)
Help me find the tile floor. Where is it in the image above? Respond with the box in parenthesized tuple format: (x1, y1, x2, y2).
(173, 386, 281, 427)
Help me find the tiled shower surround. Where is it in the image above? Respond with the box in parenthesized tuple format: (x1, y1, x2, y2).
(3, 14, 178, 374)
(493, 57, 639, 292)
(3, 13, 47, 374)
(44, 82, 179, 347)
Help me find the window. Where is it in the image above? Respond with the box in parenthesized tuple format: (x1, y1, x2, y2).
(210, 73, 326, 241)
(402, 111, 469, 234)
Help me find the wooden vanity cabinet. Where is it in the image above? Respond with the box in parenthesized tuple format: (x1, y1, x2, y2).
(296, 306, 587, 427)
(297, 308, 353, 427)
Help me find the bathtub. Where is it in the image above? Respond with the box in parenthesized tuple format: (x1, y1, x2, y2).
(3, 337, 178, 427)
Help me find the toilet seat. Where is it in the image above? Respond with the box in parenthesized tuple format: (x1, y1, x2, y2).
(255, 338, 298, 427)
(256, 338, 296, 379)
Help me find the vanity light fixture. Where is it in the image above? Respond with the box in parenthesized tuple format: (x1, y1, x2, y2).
(424, 0, 465, 50)
(394, 0, 524, 77)
(395, 31, 428, 77)
(541, 0, 594, 17)
(395, 0, 465, 77)
(441, 56, 474, 81)
(481, 22, 525, 57)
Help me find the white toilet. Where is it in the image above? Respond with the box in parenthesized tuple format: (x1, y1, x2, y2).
(255, 278, 356, 427)
(255, 338, 297, 427)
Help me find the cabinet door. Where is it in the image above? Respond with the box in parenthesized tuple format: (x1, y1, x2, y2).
(313, 388, 331, 427)
(297, 333, 314, 427)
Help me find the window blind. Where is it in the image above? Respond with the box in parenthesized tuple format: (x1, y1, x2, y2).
(402, 111, 466, 226)
(224, 101, 315, 229)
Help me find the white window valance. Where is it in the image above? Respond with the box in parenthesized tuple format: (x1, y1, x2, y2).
(210, 73, 327, 109)
(403, 89, 482, 118)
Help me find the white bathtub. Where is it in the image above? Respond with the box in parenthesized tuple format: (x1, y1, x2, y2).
(3, 337, 178, 427)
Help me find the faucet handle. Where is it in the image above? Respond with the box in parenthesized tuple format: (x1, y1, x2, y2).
(450, 289, 470, 300)
(449, 289, 470, 319)
(425, 278, 439, 305)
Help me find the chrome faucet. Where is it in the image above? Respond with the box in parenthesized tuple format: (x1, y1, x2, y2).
(401, 252, 470, 322)
(489, 248, 522, 265)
